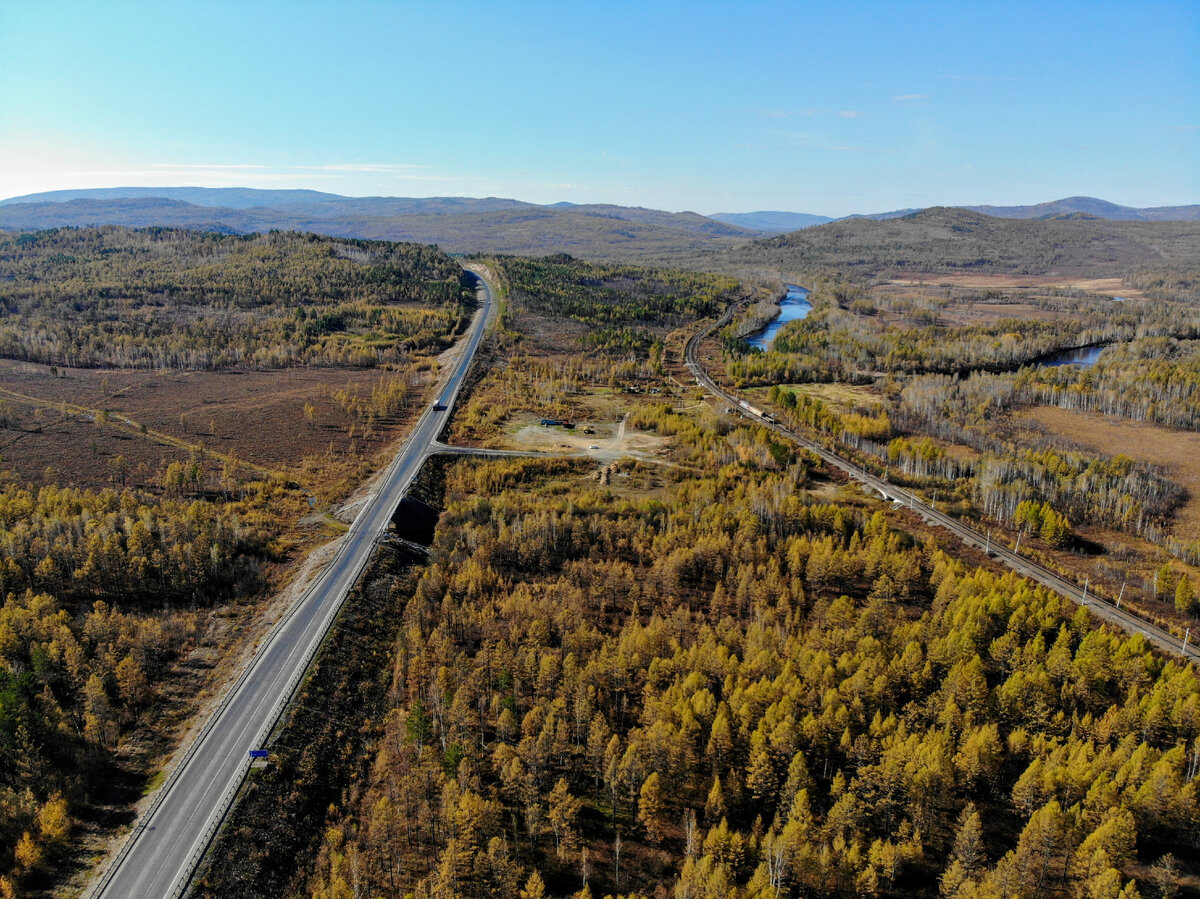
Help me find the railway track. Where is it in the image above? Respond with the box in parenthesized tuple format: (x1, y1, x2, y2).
(684, 302, 1199, 662)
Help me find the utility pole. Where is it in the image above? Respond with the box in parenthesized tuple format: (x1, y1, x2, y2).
(1184, 627, 1191, 656)
(1082, 577, 1089, 604)
(985, 530, 990, 555)
(1116, 576, 1126, 609)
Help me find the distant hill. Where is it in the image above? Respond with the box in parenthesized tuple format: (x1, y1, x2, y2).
(0, 187, 541, 216)
(840, 207, 923, 221)
(709, 211, 834, 233)
(0, 193, 757, 260)
(0, 188, 753, 236)
(564, 204, 754, 237)
(832, 198, 1200, 223)
(0, 186, 352, 209)
(2, 187, 1196, 263)
(966, 196, 1200, 222)
(0, 198, 262, 232)
(721, 206, 1200, 277)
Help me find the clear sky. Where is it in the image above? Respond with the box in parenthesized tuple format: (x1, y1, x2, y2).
(1, 0, 1196, 217)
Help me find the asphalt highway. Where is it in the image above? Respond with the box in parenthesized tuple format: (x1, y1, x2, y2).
(91, 273, 493, 899)
(684, 302, 1200, 663)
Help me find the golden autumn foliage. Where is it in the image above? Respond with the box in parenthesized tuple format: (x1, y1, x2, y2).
(304, 433, 1199, 897)
(0, 474, 295, 888)
(0, 227, 471, 370)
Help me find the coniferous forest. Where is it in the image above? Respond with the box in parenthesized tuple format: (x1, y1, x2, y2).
(0, 227, 472, 897)
(282, 257, 1199, 898)
(0, 227, 471, 369)
(303, 440, 1199, 899)
(4, 3, 1200, 897)
(0, 232, 1197, 898)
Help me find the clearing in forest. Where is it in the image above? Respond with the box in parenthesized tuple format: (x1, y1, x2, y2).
(507, 412, 669, 463)
(1024, 405, 1200, 542)
(0, 359, 433, 494)
(886, 273, 1144, 295)
(866, 276, 1136, 330)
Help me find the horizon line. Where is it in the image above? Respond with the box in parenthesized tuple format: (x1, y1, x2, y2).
(2, 184, 1198, 221)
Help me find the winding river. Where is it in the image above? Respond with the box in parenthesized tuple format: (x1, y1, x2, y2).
(1034, 344, 1107, 368)
(745, 285, 1112, 369)
(745, 285, 811, 350)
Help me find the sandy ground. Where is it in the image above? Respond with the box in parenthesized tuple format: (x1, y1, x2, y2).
(509, 413, 669, 463)
(1024, 406, 1200, 541)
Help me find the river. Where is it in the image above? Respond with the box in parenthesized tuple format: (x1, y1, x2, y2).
(745, 285, 811, 350)
(1036, 344, 1107, 368)
(746, 285, 1109, 368)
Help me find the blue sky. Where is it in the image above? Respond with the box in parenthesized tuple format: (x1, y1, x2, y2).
(1, 0, 1196, 216)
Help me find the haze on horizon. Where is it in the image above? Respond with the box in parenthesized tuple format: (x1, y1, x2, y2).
(1, 0, 1196, 218)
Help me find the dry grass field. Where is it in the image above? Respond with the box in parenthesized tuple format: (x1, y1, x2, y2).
(865, 273, 1140, 330)
(0, 359, 435, 494)
(886, 273, 1144, 295)
(1023, 405, 1200, 543)
(763, 381, 882, 413)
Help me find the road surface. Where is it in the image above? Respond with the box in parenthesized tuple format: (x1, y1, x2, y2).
(429, 440, 548, 459)
(92, 272, 494, 899)
(684, 302, 1200, 662)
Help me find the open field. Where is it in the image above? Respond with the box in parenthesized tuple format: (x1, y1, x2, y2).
(507, 413, 670, 463)
(864, 275, 1140, 330)
(926, 302, 1083, 327)
(443, 255, 739, 454)
(758, 381, 882, 413)
(885, 273, 1145, 296)
(0, 359, 434, 492)
(869, 293, 1086, 328)
(1023, 405, 1200, 543)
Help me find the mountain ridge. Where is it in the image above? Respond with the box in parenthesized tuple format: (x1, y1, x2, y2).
(1, 189, 1196, 265)
(4, 188, 1197, 227)
(720, 205, 1200, 277)
(966, 195, 1200, 221)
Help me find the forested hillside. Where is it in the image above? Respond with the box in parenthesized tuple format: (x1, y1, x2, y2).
(721, 209, 1200, 277)
(0, 201, 757, 263)
(0, 227, 471, 369)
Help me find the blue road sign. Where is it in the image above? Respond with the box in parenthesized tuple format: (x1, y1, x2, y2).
(248, 749, 268, 759)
